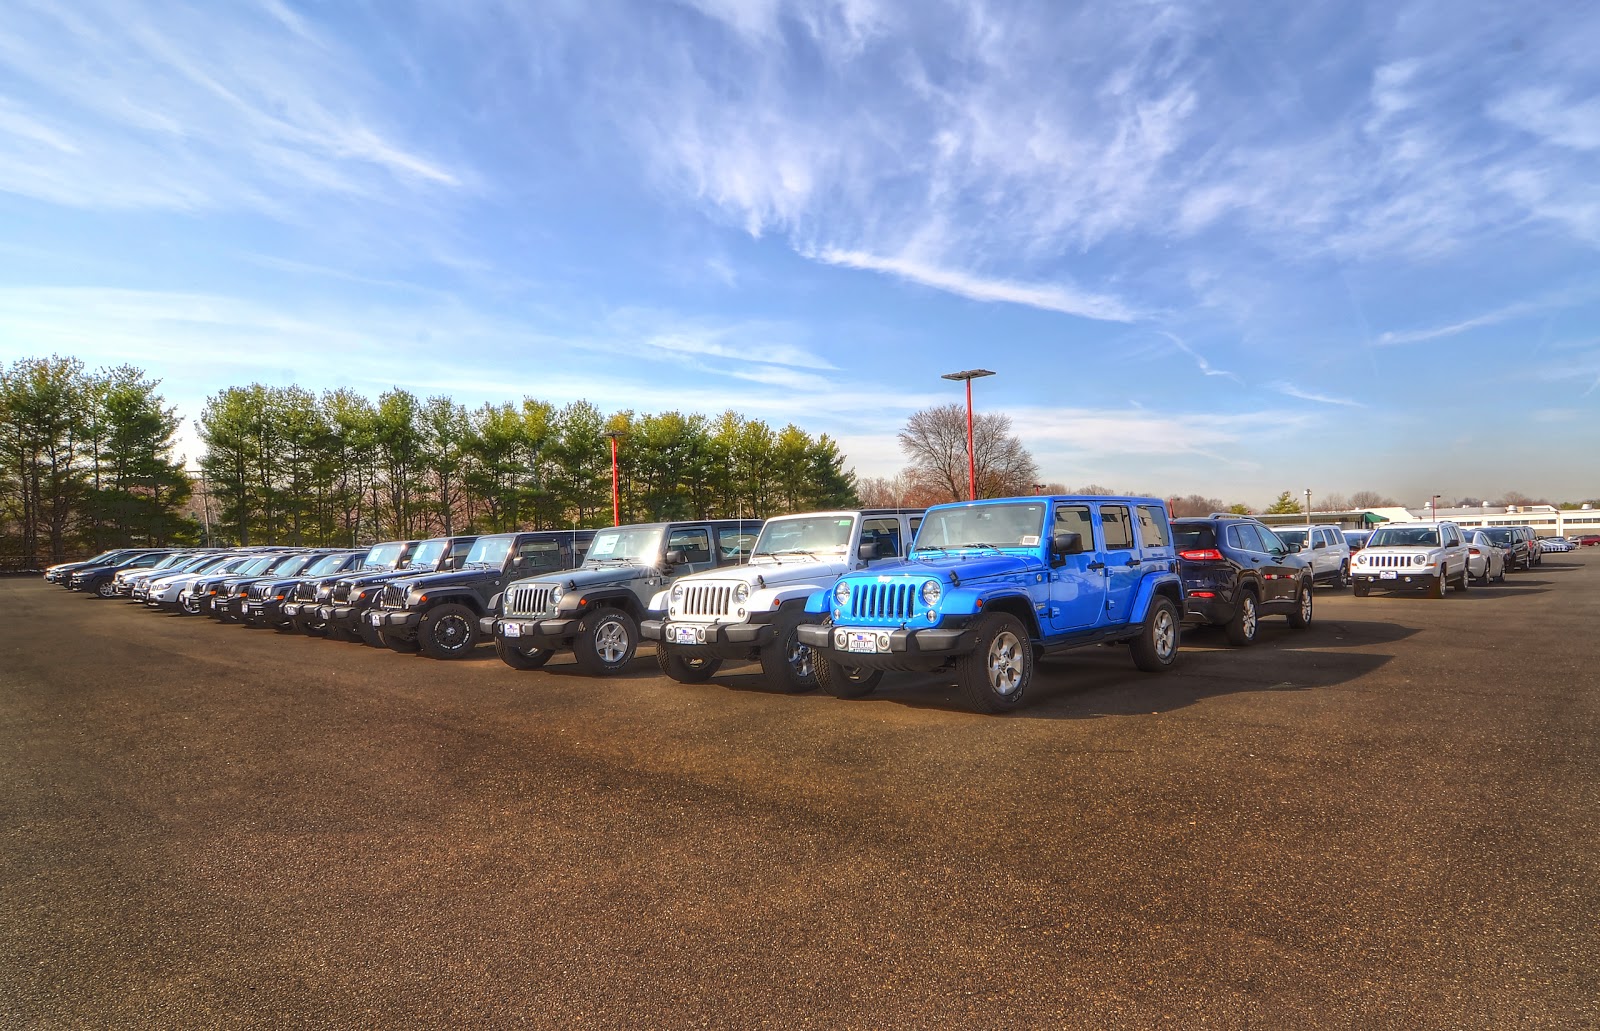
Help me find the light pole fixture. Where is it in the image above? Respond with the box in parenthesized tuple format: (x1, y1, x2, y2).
(604, 431, 624, 526)
(1430, 494, 1441, 522)
(1305, 488, 1312, 526)
(941, 369, 996, 501)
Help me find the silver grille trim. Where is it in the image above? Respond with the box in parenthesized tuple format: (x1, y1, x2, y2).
(378, 584, 406, 610)
(1366, 554, 1423, 568)
(503, 583, 557, 618)
(678, 583, 738, 620)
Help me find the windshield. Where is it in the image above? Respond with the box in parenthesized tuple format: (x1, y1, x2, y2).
(269, 553, 319, 576)
(463, 536, 514, 569)
(363, 543, 405, 569)
(1274, 529, 1308, 548)
(150, 553, 189, 570)
(753, 516, 854, 558)
(236, 556, 275, 575)
(406, 540, 448, 569)
(585, 526, 665, 564)
(304, 554, 350, 576)
(914, 502, 1046, 550)
(1368, 527, 1440, 548)
(1480, 528, 1514, 545)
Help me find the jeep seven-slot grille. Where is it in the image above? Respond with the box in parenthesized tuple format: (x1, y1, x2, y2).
(679, 583, 736, 619)
(503, 583, 556, 618)
(247, 583, 269, 600)
(332, 582, 352, 603)
(1367, 554, 1421, 568)
(378, 584, 406, 610)
(295, 582, 316, 601)
(847, 582, 917, 622)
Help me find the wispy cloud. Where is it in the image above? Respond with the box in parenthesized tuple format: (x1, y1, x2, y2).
(1158, 331, 1239, 381)
(814, 249, 1139, 322)
(1272, 382, 1364, 408)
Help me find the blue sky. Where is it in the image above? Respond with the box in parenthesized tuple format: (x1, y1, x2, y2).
(0, 0, 1597, 507)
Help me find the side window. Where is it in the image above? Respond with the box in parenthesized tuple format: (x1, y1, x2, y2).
(716, 526, 755, 561)
(1233, 524, 1264, 552)
(1136, 504, 1170, 548)
(449, 539, 474, 568)
(909, 517, 922, 538)
(1225, 525, 1244, 550)
(1054, 504, 1093, 548)
(1101, 505, 1134, 550)
(667, 527, 711, 564)
(1257, 526, 1287, 553)
(516, 540, 564, 574)
(861, 517, 904, 558)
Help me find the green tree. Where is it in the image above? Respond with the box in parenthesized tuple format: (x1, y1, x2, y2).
(0, 356, 88, 564)
(1265, 491, 1303, 515)
(420, 396, 470, 535)
(374, 388, 424, 538)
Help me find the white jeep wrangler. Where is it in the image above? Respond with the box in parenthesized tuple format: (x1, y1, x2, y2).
(1350, 520, 1471, 597)
(640, 509, 922, 692)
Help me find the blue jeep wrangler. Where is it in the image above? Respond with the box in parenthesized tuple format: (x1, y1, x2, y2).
(795, 495, 1184, 713)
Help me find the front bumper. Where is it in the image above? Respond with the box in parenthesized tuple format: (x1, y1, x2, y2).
(369, 610, 421, 631)
(485, 615, 582, 648)
(640, 618, 775, 657)
(321, 605, 359, 628)
(794, 622, 974, 671)
(1353, 570, 1437, 590)
(244, 599, 287, 623)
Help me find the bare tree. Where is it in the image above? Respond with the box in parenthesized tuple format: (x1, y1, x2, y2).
(897, 404, 1039, 503)
(1169, 494, 1224, 518)
(1349, 490, 1398, 509)
(1074, 483, 1117, 495)
(1318, 492, 1351, 512)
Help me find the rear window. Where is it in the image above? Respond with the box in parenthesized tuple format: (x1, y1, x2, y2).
(1172, 523, 1216, 549)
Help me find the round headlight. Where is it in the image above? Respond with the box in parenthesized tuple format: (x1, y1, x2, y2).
(921, 580, 942, 606)
(549, 584, 565, 604)
(834, 582, 852, 605)
(670, 583, 684, 601)
(735, 582, 749, 603)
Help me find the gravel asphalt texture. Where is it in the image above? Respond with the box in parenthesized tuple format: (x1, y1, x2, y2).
(3, 554, 1597, 1029)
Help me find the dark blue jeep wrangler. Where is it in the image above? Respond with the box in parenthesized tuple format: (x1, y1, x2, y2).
(795, 495, 1184, 713)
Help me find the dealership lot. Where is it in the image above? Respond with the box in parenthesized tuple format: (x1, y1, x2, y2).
(3, 558, 1598, 1028)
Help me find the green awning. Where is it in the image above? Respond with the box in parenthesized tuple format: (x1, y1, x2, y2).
(1362, 512, 1389, 525)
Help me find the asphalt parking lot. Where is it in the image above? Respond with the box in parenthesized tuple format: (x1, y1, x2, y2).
(3, 556, 1598, 1029)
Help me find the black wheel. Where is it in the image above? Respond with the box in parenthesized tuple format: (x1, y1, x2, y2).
(1287, 581, 1313, 628)
(1224, 590, 1259, 646)
(655, 647, 722, 683)
(1353, 582, 1370, 597)
(179, 591, 200, 615)
(1475, 562, 1491, 585)
(814, 649, 883, 699)
(1427, 573, 1445, 599)
(496, 636, 554, 670)
(1129, 596, 1180, 672)
(93, 578, 117, 599)
(325, 624, 354, 642)
(758, 611, 819, 693)
(1332, 562, 1348, 589)
(1453, 565, 1470, 593)
(378, 628, 419, 653)
(1495, 562, 1506, 584)
(418, 603, 480, 659)
(573, 609, 638, 676)
(955, 612, 1033, 714)
(356, 620, 385, 647)
(290, 613, 323, 636)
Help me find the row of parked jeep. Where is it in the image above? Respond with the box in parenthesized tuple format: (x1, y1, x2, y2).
(45, 495, 1563, 712)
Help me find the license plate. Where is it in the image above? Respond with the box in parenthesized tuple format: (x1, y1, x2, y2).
(1380, 571, 1397, 580)
(502, 622, 521, 638)
(673, 626, 698, 645)
(847, 632, 879, 654)
(368, 611, 383, 626)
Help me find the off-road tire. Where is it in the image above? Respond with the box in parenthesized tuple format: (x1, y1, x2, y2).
(290, 613, 322, 635)
(418, 603, 481, 659)
(955, 612, 1033, 714)
(1332, 562, 1349, 589)
(1129, 596, 1181, 672)
(813, 649, 883, 699)
(573, 608, 638, 676)
(1453, 565, 1470, 593)
(757, 611, 819, 693)
(656, 648, 722, 683)
(497, 636, 554, 670)
(357, 621, 385, 648)
(1287, 581, 1314, 628)
(1353, 581, 1370, 597)
(1225, 589, 1260, 646)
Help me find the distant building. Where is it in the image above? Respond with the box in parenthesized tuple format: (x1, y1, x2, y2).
(1257, 502, 1598, 537)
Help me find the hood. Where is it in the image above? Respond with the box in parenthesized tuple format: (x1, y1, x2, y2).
(337, 568, 411, 589)
(515, 563, 655, 592)
(387, 567, 502, 592)
(690, 556, 847, 589)
(859, 550, 1044, 585)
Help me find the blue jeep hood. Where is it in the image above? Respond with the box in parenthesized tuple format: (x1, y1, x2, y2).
(872, 550, 1045, 584)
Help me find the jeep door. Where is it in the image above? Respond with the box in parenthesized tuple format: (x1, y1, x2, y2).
(665, 526, 720, 575)
(1253, 525, 1301, 607)
(1047, 503, 1104, 633)
(1097, 503, 1142, 625)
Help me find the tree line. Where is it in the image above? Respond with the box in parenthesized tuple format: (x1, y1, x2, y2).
(0, 354, 859, 565)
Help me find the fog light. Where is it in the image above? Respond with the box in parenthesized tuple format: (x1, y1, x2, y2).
(834, 630, 848, 648)
(877, 633, 890, 650)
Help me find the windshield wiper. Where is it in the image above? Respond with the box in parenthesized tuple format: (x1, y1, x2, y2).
(770, 548, 815, 558)
(954, 542, 1004, 552)
(912, 545, 950, 555)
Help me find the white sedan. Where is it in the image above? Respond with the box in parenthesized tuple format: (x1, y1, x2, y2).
(1465, 531, 1507, 584)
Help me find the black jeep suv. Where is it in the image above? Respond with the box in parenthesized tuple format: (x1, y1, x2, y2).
(367, 531, 596, 659)
(1172, 516, 1315, 646)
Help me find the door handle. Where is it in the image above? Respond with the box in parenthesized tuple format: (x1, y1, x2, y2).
(1087, 561, 1106, 571)
(1123, 558, 1140, 567)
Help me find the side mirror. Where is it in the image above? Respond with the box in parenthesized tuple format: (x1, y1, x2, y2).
(1287, 543, 1301, 554)
(1050, 531, 1084, 565)
(1312, 540, 1326, 550)
(857, 542, 876, 561)
(665, 549, 686, 566)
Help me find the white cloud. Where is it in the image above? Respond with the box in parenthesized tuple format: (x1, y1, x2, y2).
(1272, 382, 1364, 408)
(814, 249, 1138, 323)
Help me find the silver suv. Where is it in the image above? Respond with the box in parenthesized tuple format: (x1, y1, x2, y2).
(1269, 524, 1352, 589)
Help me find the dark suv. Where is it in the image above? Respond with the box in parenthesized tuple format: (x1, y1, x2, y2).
(1172, 516, 1315, 646)
(1474, 526, 1528, 571)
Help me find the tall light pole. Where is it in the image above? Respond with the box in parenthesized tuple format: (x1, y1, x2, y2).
(1430, 494, 1441, 522)
(1304, 488, 1312, 526)
(941, 369, 996, 501)
(604, 431, 623, 526)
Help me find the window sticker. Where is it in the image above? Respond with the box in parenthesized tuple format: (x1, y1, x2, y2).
(1020, 535, 1040, 546)
(590, 536, 619, 557)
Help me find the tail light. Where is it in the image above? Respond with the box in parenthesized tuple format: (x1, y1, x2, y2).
(1179, 549, 1226, 562)
(1470, 547, 1481, 556)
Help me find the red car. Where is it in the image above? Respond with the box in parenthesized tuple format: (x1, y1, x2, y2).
(1578, 535, 1600, 547)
